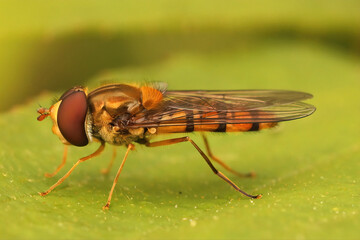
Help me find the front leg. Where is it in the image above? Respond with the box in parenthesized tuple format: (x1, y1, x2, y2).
(44, 145, 68, 178)
(40, 141, 105, 196)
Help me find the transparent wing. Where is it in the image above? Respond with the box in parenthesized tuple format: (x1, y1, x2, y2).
(128, 90, 316, 128)
(165, 90, 313, 111)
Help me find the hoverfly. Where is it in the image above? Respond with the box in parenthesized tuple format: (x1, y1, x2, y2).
(37, 83, 315, 209)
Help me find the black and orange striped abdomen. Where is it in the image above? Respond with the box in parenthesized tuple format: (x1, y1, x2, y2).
(156, 111, 278, 134)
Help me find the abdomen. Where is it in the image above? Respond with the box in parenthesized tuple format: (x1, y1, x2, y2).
(155, 110, 278, 134)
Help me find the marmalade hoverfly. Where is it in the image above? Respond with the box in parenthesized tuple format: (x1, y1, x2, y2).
(37, 83, 315, 209)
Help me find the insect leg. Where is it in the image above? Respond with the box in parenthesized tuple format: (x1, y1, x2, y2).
(146, 137, 261, 199)
(103, 144, 134, 210)
(201, 134, 255, 178)
(44, 145, 68, 178)
(101, 146, 117, 174)
(39, 141, 105, 196)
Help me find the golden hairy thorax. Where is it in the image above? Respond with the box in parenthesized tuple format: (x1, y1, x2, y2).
(87, 84, 163, 145)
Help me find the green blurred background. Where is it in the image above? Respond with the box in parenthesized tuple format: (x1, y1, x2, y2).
(0, 0, 359, 111)
(1, 1, 360, 240)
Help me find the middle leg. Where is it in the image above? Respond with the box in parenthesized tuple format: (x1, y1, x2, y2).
(101, 146, 117, 175)
(103, 144, 134, 210)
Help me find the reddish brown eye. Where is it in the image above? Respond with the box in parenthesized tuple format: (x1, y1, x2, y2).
(57, 89, 89, 146)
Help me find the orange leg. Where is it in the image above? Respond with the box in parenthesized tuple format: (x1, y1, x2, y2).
(39, 141, 105, 196)
(201, 134, 255, 178)
(45, 145, 68, 178)
(146, 136, 261, 199)
(103, 144, 134, 210)
(101, 146, 117, 174)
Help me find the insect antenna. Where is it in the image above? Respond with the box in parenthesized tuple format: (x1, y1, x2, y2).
(37, 107, 50, 121)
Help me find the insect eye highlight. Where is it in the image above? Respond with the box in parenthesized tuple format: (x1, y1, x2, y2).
(59, 86, 85, 100)
(57, 89, 89, 146)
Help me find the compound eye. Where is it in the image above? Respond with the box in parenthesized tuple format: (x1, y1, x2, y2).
(57, 89, 89, 146)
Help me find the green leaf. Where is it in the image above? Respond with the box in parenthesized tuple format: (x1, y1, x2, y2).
(1, 41, 359, 239)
